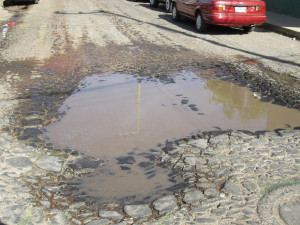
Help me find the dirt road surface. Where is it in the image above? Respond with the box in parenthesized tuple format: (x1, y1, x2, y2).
(1, 0, 300, 75)
(0, 0, 300, 225)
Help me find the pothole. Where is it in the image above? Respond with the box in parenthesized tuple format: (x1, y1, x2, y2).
(43, 72, 300, 205)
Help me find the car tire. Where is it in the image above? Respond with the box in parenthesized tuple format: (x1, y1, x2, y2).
(150, 0, 159, 7)
(243, 26, 255, 33)
(165, 0, 171, 12)
(172, 4, 180, 21)
(196, 12, 207, 33)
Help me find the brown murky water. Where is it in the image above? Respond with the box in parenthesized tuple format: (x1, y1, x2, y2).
(44, 72, 300, 204)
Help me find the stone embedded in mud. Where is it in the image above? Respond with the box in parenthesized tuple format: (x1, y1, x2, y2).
(116, 156, 136, 164)
(120, 166, 131, 170)
(153, 195, 178, 214)
(190, 148, 201, 154)
(221, 181, 243, 196)
(196, 182, 216, 190)
(6, 157, 33, 168)
(162, 146, 184, 155)
(85, 219, 111, 225)
(138, 161, 153, 168)
(184, 157, 196, 166)
(23, 128, 43, 135)
(99, 210, 124, 220)
(181, 99, 189, 104)
(166, 182, 187, 191)
(21, 119, 43, 127)
(124, 204, 152, 218)
(183, 190, 205, 203)
(36, 156, 64, 172)
(189, 106, 199, 111)
(188, 139, 208, 149)
(49, 209, 70, 225)
(68, 156, 103, 171)
(69, 202, 86, 210)
(209, 134, 230, 146)
(204, 188, 220, 198)
(242, 181, 258, 192)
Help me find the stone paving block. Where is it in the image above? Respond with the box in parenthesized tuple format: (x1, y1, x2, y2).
(85, 219, 111, 225)
(6, 156, 33, 168)
(99, 210, 124, 220)
(188, 139, 208, 149)
(153, 195, 178, 214)
(222, 180, 243, 196)
(183, 190, 205, 203)
(124, 204, 152, 218)
(36, 156, 64, 172)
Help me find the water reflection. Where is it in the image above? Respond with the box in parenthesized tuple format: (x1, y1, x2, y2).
(206, 80, 267, 121)
(206, 79, 299, 130)
(44, 72, 300, 204)
(45, 72, 300, 159)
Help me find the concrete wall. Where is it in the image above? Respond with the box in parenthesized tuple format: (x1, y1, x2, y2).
(263, 0, 300, 19)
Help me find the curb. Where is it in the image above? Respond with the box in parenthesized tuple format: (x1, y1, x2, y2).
(262, 23, 300, 40)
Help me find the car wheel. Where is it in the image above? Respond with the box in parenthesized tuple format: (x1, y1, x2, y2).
(165, 0, 171, 12)
(172, 4, 180, 21)
(196, 12, 207, 33)
(243, 26, 255, 33)
(150, 0, 159, 7)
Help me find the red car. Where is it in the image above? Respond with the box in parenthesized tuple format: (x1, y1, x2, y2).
(172, 0, 267, 33)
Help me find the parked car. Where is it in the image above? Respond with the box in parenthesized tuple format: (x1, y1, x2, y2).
(172, 0, 267, 33)
(150, 0, 172, 12)
(3, 0, 39, 6)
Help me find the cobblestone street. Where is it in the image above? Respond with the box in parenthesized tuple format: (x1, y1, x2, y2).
(0, 0, 299, 224)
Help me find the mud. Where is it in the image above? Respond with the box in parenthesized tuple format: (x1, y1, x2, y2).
(1, 40, 299, 210)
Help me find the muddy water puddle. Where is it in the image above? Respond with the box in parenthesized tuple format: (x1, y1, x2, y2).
(44, 72, 300, 205)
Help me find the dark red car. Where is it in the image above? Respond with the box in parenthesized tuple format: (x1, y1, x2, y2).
(172, 0, 267, 33)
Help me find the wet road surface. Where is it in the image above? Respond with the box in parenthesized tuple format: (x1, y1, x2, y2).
(0, 0, 300, 224)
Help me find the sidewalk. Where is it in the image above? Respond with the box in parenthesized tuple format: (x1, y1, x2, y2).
(263, 11, 300, 40)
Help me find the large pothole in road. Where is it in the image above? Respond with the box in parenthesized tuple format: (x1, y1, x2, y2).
(44, 72, 300, 205)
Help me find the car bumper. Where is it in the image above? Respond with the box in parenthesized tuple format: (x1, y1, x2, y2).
(204, 14, 267, 26)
